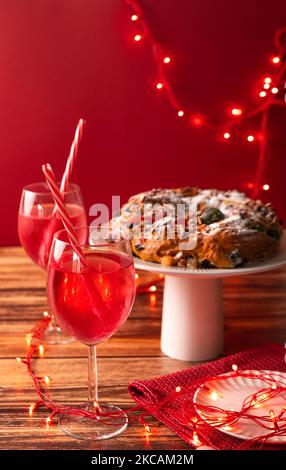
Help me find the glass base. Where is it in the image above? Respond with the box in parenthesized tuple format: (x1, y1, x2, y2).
(58, 403, 128, 440)
(44, 324, 75, 345)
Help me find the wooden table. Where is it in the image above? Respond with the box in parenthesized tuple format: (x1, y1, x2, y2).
(0, 247, 286, 450)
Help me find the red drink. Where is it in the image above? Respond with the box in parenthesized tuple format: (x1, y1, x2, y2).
(47, 251, 135, 344)
(46, 227, 135, 439)
(18, 203, 87, 268)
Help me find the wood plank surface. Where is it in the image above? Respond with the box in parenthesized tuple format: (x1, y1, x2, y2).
(0, 247, 286, 450)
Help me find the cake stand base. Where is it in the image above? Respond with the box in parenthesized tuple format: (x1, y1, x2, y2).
(161, 276, 223, 361)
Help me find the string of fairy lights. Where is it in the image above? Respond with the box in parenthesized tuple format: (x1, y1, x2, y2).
(124, 0, 286, 197)
(16, 316, 286, 448)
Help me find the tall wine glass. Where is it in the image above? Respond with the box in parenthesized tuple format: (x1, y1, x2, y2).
(47, 226, 136, 440)
(18, 182, 87, 343)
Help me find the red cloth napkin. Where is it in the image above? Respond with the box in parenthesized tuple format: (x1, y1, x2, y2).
(128, 344, 286, 450)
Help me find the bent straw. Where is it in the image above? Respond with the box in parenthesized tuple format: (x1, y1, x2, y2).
(42, 163, 109, 318)
(42, 163, 88, 267)
(50, 118, 86, 220)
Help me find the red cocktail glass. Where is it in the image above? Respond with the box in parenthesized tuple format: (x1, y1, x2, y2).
(47, 226, 135, 440)
(18, 182, 87, 343)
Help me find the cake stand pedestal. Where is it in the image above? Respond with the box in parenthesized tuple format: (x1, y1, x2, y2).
(134, 238, 286, 361)
(162, 276, 223, 361)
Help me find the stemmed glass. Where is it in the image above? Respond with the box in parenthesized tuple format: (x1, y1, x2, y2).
(18, 182, 87, 343)
(46, 226, 136, 440)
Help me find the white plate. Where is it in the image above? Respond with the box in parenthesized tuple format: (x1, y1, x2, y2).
(134, 232, 286, 278)
(193, 370, 286, 444)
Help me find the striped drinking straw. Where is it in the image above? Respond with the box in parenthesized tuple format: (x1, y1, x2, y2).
(60, 119, 86, 194)
(42, 163, 88, 268)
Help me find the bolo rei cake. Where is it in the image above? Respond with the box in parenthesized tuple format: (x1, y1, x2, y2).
(113, 187, 283, 269)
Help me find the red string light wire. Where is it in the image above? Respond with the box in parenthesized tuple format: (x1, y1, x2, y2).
(123, 1, 286, 195)
(17, 315, 286, 449)
(19, 314, 143, 428)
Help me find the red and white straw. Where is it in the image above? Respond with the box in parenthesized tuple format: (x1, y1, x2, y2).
(60, 119, 86, 194)
(42, 163, 87, 267)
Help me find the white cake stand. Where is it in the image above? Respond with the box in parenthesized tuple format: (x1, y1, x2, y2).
(134, 235, 286, 362)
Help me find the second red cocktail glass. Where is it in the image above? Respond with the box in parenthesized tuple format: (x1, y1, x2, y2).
(18, 182, 87, 343)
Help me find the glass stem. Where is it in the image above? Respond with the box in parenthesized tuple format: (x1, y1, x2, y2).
(88, 345, 100, 412)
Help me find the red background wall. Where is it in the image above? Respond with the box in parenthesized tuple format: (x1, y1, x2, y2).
(0, 0, 286, 246)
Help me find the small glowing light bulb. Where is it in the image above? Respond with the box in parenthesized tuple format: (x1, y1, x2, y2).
(135, 273, 139, 279)
(134, 34, 142, 42)
(39, 345, 44, 357)
(247, 135, 255, 142)
(262, 183, 270, 191)
(210, 390, 219, 401)
(232, 364, 238, 372)
(231, 108, 242, 116)
(175, 386, 181, 393)
(16, 357, 22, 363)
(145, 425, 151, 433)
(177, 110, 184, 117)
(272, 56, 280, 64)
(263, 83, 270, 90)
(43, 310, 49, 318)
(45, 416, 51, 427)
(222, 425, 234, 431)
(259, 91, 267, 98)
(163, 56, 171, 64)
(271, 87, 279, 94)
(44, 376, 50, 385)
(272, 383, 277, 390)
(29, 404, 35, 416)
(149, 285, 157, 292)
(191, 431, 202, 447)
(269, 409, 276, 428)
(223, 132, 231, 140)
(156, 82, 164, 90)
(131, 14, 139, 21)
(26, 333, 32, 346)
(264, 77, 272, 84)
